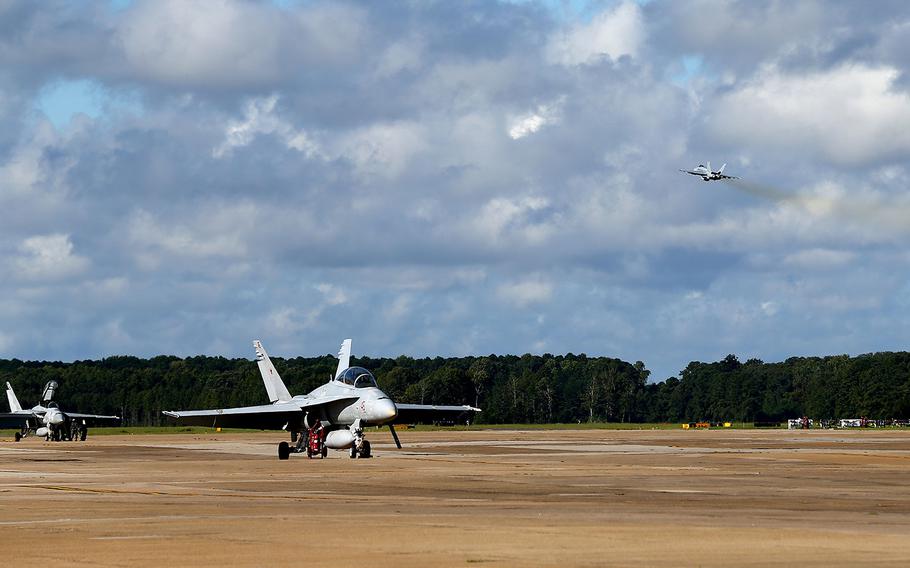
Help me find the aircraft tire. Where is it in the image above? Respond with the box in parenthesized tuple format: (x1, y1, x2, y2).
(360, 440, 371, 458)
(278, 441, 290, 460)
(350, 445, 357, 459)
(14, 432, 21, 442)
(80, 429, 87, 442)
(321, 446, 327, 459)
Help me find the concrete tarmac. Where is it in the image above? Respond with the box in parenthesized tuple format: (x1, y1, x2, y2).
(2, 428, 909, 567)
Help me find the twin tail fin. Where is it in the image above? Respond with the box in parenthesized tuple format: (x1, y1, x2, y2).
(6, 382, 22, 412)
(253, 340, 293, 403)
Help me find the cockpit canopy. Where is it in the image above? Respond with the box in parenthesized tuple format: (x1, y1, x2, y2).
(336, 366, 378, 388)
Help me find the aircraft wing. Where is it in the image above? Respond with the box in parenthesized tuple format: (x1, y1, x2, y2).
(393, 404, 481, 425)
(162, 395, 360, 430)
(65, 412, 121, 426)
(163, 402, 304, 430)
(0, 412, 36, 429)
(717, 174, 738, 179)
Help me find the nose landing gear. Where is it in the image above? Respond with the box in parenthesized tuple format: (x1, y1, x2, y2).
(349, 420, 371, 458)
(350, 438, 371, 459)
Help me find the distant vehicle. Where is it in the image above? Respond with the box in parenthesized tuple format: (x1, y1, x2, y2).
(1, 381, 120, 441)
(680, 162, 738, 181)
(163, 339, 481, 460)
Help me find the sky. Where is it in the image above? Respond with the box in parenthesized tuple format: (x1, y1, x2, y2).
(2, 0, 910, 381)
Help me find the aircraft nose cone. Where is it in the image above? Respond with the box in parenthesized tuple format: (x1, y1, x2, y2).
(371, 398, 398, 423)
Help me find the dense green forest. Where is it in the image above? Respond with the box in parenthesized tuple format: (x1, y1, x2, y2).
(2, 351, 909, 426)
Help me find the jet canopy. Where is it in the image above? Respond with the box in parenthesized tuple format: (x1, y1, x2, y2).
(42, 380, 58, 402)
(336, 366, 378, 388)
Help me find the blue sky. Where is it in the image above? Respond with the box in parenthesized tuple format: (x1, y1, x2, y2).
(2, 0, 910, 381)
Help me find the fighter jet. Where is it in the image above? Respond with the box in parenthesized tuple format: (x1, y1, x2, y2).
(680, 161, 738, 181)
(163, 339, 481, 460)
(1, 380, 120, 442)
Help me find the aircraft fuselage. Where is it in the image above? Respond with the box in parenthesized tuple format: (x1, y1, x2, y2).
(296, 382, 398, 428)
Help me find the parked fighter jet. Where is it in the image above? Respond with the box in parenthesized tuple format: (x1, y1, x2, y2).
(163, 339, 480, 460)
(680, 162, 738, 181)
(1, 380, 120, 441)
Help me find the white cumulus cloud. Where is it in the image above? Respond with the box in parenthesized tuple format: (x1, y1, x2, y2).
(546, 1, 644, 66)
(15, 234, 88, 281)
(213, 95, 320, 158)
(707, 64, 910, 166)
(508, 98, 564, 140)
(497, 277, 553, 308)
(120, 0, 285, 87)
(472, 195, 555, 245)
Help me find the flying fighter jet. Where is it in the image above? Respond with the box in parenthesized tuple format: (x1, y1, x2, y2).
(680, 161, 738, 181)
(163, 339, 481, 460)
(1, 380, 120, 442)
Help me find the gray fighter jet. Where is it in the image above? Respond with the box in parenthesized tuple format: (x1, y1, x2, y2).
(1, 380, 120, 441)
(680, 161, 738, 181)
(163, 339, 480, 459)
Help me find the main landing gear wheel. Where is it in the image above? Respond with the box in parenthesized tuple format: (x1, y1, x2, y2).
(14, 432, 21, 442)
(278, 441, 290, 460)
(350, 445, 358, 459)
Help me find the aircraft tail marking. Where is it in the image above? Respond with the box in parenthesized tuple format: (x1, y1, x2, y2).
(6, 382, 22, 412)
(253, 340, 293, 403)
(335, 338, 352, 379)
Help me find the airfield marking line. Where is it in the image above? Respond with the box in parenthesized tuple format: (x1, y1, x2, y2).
(24, 485, 175, 496)
(20, 484, 337, 498)
(0, 514, 308, 526)
(13, 483, 513, 505)
(89, 535, 166, 541)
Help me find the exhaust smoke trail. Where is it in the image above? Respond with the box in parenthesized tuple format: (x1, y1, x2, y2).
(723, 179, 793, 202)
(722, 179, 910, 234)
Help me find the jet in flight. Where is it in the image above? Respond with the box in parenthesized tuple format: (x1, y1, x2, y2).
(163, 339, 481, 460)
(680, 162, 738, 181)
(1, 380, 120, 441)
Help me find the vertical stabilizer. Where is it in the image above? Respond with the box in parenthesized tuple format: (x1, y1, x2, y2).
(335, 338, 352, 379)
(706, 161, 712, 174)
(253, 340, 293, 403)
(6, 382, 22, 412)
(719, 163, 726, 174)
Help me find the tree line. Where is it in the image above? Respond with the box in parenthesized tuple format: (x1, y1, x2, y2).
(1, 351, 908, 426)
